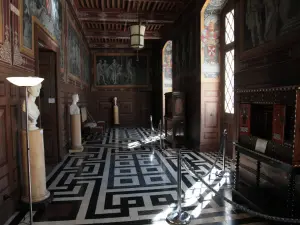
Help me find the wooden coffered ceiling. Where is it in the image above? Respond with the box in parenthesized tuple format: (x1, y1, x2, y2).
(73, 0, 192, 49)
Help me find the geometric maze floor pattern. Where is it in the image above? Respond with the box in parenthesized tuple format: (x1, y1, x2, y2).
(5, 128, 268, 225)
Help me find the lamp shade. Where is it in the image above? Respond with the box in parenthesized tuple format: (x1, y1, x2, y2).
(130, 24, 146, 49)
(6, 76, 44, 87)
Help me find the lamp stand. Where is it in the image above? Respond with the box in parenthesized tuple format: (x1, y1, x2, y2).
(25, 86, 33, 224)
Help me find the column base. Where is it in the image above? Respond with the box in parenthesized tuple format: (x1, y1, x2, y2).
(69, 145, 84, 153)
(21, 189, 51, 204)
(20, 192, 53, 210)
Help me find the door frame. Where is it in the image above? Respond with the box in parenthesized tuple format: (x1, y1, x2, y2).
(220, 0, 236, 157)
(34, 23, 62, 163)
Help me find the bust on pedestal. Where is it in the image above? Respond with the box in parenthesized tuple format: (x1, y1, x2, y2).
(21, 83, 51, 203)
(113, 97, 119, 125)
(69, 94, 84, 152)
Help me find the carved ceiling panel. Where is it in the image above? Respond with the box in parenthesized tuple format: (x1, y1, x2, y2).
(72, 0, 192, 48)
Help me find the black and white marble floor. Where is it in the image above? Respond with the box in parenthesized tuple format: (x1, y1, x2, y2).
(5, 128, 268, 225)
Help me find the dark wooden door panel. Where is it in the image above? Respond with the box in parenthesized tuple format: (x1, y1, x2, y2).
(0, 75, 20, 224)
(39, 51, 59, 164)
(0, 108, 7, 167)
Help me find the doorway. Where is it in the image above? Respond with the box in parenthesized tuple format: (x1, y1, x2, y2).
(38, 49, 59, 166)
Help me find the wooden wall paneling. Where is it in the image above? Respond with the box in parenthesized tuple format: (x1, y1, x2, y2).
(0, 76, 20, 225)
(200, 85, 220, 151)
(89, 48, 158, 127)
(171, 9, 202, 148)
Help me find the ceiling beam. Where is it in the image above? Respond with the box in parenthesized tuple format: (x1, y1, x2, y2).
(77, 11, 175, 23)
(125, 0, 184, 4)
(89, 43, 152, 49)
(85, 30, 161, 39)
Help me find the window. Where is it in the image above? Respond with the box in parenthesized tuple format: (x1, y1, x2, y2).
(223, 9, 235, 114)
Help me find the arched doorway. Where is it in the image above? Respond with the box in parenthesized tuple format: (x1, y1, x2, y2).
(162, 40, 173, 122)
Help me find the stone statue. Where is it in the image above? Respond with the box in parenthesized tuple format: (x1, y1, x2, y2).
(113, 97, 119, 125)
(246, 0, 264, 47)
(114, 97, 117, 106)
(22, 83, 42, 131)
(70, 94, 80, 115)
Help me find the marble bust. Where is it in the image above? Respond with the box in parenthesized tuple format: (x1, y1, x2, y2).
(22, 83, 42, 131)
(113, 97, 117, 106)
(70, 94, 80, 115)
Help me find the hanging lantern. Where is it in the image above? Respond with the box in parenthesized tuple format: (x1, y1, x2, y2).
(130, 22, 146, 50)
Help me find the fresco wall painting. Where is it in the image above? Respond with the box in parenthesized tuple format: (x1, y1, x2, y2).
(67, 17, 81, 78)
(21, 0, 62, 58)
(83, 47, 90, 84)
(94, 53, 149, 88)
(163, 41, 173, 90)
(242, 0, 300, 53)
(201, 13, 220, 79)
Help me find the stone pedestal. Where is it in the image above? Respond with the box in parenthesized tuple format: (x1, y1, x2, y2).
(69, 114, 84, 152)
(21, 129, 50, 203)
(114, 105, 119, 125)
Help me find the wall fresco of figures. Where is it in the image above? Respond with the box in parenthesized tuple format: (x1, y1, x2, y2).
(244, 0, 300, 50)
(83, 48, 90, 84)
(201, 13, 220, 78)
(163, 41, 172, 88)
(67, 20, 81, 77)
(23, 0, 62, 49)
(94, 55, 148, 86)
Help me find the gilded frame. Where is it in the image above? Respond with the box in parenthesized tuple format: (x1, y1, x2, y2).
(93, 52, 149, 89)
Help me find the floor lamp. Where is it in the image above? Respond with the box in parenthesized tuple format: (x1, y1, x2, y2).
(6, 76, 44, 225)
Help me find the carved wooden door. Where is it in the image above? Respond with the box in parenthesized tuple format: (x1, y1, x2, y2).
(38, 51, 59, 164)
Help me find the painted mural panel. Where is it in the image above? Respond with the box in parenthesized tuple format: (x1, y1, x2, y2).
(163, 41, 172, 88)
(243, 0, 300, 51)
(22, 0, 62, 51)
(201, 13, 220, 78)
(94, 54, 148, 87)
(83, 48, 90, 84)
(67, 19, 81, 77)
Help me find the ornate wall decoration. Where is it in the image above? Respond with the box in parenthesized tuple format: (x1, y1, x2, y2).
(163, 41, 172, 89)
(200, 0, 226, 79)
(0, 25, 12, 64)
(21, 0, 62, 56)
(67, 18, 81, 78)
(13, 31, 25, 66)
(201, 13, 220, 78)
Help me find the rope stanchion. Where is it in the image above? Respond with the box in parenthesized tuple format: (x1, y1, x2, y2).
(222, 129, 227, 171)
(166, 147, 191, 225)
(158, 120, 163, 150)
(181, 151, 300, 224)
(197, 129, 226, 178)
